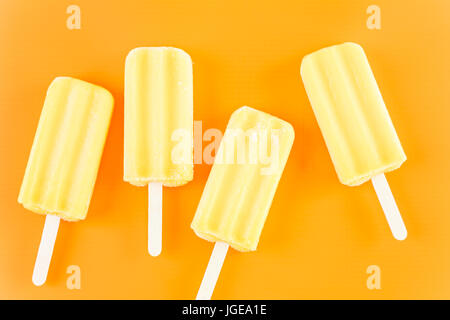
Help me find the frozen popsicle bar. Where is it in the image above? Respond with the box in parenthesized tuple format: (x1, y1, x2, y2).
(192, 107, 294, 251)
(124, 47, 193, 256)
(18, 77, 114, 286)
(192, 106, 294, 299)
(124, 47, 193, 186)
(19, 77, 114, 221)
(300, 42, 406, 186)
(301, 42, 407, 240)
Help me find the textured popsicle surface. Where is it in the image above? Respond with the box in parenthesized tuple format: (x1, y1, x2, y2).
(191, 107, 294, 252)
(18, 77, 114, 221)
(124, 47, 193, 187)
(301, 42, 406, 186)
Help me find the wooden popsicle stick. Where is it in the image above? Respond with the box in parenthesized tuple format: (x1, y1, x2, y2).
(371, 173, 407, 240)
(32, 214, 60, 286)
(196, 241, 229, 300)
(148, 182, 163, 256)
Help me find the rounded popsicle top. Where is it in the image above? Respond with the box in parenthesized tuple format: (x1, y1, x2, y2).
(300, 42, 364, 77)
(48, 77, 114, 107)
(229, 106, 295, 138)
(125, 47, 192, 66)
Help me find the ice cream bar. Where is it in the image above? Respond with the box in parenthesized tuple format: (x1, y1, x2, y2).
(18, 77, 114, 285)
(301, 42, 406, 186)
(192, 106, 294, 251)
(124, 47, 193, 186)
(193, 106, 294, 299)
(19, 77, 114, 221)
(301, 42, 407, 240)
(124, 47, 193, 256)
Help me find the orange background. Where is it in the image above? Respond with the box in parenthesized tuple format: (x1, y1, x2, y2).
(0, 0, 449, 299)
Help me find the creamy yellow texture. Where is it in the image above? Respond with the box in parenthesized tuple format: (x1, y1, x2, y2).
(301, 43, 406, 186)
(18, 77, 114, 221)
(124, 47, 193, 187)
(191, 107, 294, 252)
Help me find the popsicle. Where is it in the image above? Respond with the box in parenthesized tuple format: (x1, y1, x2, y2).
(18, 77, 114, 285)
(192, 106, 294, 299)
(124, 47, 193, 256)
(300, 42, 407, 240)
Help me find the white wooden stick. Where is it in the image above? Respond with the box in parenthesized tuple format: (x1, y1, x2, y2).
(196, 241, 229, 300)
(371, 173, 407, 241)
(148, 182, 162, 256)
(32, 215, 60, 286)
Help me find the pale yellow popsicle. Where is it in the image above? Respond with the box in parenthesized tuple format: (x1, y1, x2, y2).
(191, 106, 295, 252)
(124, 47, 193, 256)
(124, 47, 193, 187)
(18, 77, 114, 221)
(300, 42, 406, 186)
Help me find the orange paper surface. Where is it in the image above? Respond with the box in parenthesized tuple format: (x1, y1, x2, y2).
(0, 0, 449, 299)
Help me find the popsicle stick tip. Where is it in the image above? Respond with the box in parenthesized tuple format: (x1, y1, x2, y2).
(394, 229, 407, 241)
(32, 274, 46, 287)
(148, 246, 161, 257)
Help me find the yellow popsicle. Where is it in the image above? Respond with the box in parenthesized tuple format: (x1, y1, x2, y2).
(124, 47, 193, 256)
(301, 42, 406, 186)
(301, 42, 408, 241)
(191, 106, 294, 252)
(124, 47, 193, 187)
(18, 77, 114, 221)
